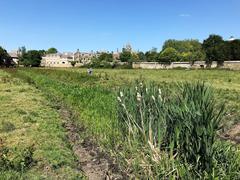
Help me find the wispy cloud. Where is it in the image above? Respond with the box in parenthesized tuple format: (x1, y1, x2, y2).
(179, 14, 191, 17)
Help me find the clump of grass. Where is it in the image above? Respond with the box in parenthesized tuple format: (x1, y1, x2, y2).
(22, 115, 36, 123)
(16, 109, 28, 115)
(0, 121, 16, 133)
(0, 143, 35, 172)
(117, 81, 240, 178)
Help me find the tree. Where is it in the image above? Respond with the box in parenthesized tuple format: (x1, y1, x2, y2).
(89, 52, 114, 68)
(46, 47, 58, 54)
(0, 46, 12, 67)
(163, 39, 191, 53)
(71, 61, 77, 67)
(226, 40, 240, 60)
(98, 52, 113, 62)
(120, 51, 132, 62)
(137, 51, 146, 61)
(131, 53, 139, 62)
(145, 48, 159, 62)
(162, 39, 205, 62)
(158, 47, 179, 63)
(38, 50, 46, 56)
(20, 50, 42, 67)
(202, 35, 228, 65)
(18, 46, 26, 56)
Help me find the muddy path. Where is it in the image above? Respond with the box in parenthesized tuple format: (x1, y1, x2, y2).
(220, 123, 240, 144)
(59, 106, 127, 180)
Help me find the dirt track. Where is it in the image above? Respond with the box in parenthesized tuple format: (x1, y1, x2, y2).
(220, 123, 240, 144)
(59, 106, 127, 180)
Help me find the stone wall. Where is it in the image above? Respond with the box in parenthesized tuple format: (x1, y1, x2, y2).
(133, 61, 240, 70)
(223, 61, 240, 70)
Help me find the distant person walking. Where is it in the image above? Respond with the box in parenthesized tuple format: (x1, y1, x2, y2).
(87, 68, 93, 75)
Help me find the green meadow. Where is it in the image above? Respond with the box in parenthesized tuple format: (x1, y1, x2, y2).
(1, 68, 240, 179)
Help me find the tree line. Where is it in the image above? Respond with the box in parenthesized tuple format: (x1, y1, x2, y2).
(0, 47, 12, 67)
(0, 47, 58, 67)
(1, 34, 240, 68)
(93, 34, 240, 67)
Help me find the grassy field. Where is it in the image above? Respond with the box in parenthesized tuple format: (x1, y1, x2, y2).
(0, 70, 83, 179)
(3, 68, 240, 179)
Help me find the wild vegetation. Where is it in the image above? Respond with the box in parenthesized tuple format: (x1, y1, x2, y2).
(4, 68, 240, 179)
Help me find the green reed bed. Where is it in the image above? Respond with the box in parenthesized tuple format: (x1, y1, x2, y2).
(117, 81, 240, 178)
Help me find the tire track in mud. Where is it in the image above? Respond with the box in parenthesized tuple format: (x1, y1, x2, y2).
(220, 123, 240, 144)
(59, 106, 127, 180)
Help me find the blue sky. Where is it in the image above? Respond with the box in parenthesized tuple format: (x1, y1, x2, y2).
(0, 0, 239, 52)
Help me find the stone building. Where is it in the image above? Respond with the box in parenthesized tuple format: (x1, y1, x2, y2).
(41, 50, 101, 67)
(41, 52, 74, 67)
(8, 50, 21, 65)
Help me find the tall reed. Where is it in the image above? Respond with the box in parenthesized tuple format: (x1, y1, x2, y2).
(117, 81, 225, 177)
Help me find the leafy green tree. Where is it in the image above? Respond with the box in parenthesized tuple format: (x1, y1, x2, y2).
(46, 47, 58, 54)
(20, 50, 42, 67)
(89, 52, 114, 68)
(226, 40, 240, 60)
(162, 39, 205, 62)
(38, 50, 46, 56)
(0, 46, 12, 67)
(145, 48, 159, 62)
(131, 53, 139, 62)
(137, 51, 146, 61)
(120, 51, 132, 62)
(158, 47, 179, 63)
(163, 39, 191, 53)
(202, 35, 228, 65)
(98, 52, 113, 62)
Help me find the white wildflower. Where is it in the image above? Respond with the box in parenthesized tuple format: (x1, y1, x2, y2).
(152, 95, 156, 101)
(158, 88, 162, 95)
(159, 95, 163, 101)
(146, 88, 148, 93)
(120, 91, 124, 97)
(140, 82, 143, 88)
(117, 97, 122, 102)
(135, 86, 138, 91)
(137, 92, 141, 102)
(122, 103, 126, 109)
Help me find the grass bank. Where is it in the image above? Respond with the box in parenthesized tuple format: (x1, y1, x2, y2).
(0, 70, 83, 179)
